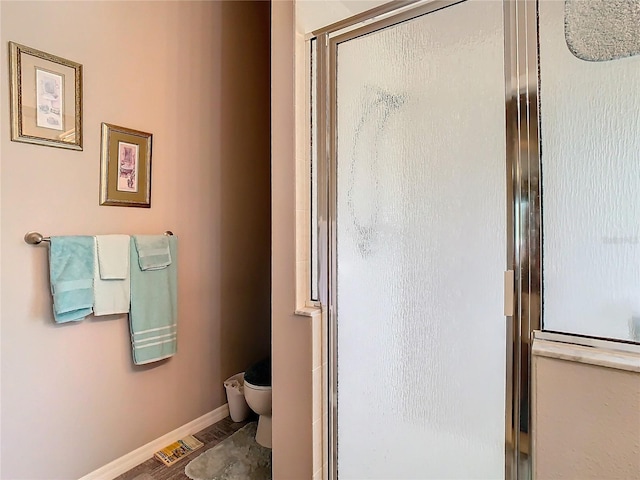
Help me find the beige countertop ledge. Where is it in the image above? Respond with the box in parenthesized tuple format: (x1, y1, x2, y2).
(532, 332, 640, 373)
(294, 305, 322, 317)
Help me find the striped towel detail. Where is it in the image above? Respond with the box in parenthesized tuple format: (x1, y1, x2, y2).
(132, 324, 177, 352)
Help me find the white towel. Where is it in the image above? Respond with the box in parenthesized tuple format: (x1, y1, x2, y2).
(97, 235, 130, 279)
(93, 235, 130, 316)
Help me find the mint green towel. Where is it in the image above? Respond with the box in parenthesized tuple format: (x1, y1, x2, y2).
(129, 236, 178, 365)
(49, 236, 95, 323)
(133, 235, 172, 271)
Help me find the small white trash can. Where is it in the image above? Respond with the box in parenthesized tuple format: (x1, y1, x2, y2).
(224, 372, 250, 422)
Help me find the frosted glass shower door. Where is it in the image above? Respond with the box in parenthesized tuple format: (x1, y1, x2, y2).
(539, 1, 640, 342)
(334, 1, 507, 478)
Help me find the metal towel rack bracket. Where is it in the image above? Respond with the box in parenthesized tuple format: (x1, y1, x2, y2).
(24, 231, 174, 245)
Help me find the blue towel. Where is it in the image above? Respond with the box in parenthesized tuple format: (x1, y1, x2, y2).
(129, 236, 178, 365)
(49, 236, 95, 323)
(133, 235, 172, 271)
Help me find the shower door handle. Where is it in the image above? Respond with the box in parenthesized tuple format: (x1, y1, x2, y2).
(504, 270, 515, 317)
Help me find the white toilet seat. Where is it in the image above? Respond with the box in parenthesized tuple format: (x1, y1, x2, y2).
(244, 380, 271, 391)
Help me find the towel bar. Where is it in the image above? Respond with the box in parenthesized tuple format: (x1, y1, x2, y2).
(24, 231, 174, 245)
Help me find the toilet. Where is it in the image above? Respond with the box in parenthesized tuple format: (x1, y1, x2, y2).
(243, 358, 272, 448)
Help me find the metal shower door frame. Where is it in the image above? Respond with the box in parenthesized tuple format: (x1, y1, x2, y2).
(312, 1, 541, 479)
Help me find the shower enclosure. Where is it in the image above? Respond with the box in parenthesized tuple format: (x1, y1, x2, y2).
(312, 0, 540, 478)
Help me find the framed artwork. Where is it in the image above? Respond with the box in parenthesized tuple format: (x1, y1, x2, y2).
(9, 42, 83, 150)
(100, 123, 152, 208)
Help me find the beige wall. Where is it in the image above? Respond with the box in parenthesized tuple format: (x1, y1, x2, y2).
(0, 2, 271, 478)
(533, 353, 640, 480)
(272, 1, 315, 478)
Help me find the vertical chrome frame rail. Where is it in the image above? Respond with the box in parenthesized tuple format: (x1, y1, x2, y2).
(312, 29, 332, 478)
(314, 30, 335, 480)
(311, 1, 541, 479)
(504, 1, 541, 479)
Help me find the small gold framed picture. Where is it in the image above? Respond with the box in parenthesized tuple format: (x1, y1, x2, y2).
(9, 42, 83, 150)
(100, 123, 152, 208)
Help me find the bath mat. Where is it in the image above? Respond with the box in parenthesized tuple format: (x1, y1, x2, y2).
(185, 423, 271, 480)
(565, 0, 640, 61)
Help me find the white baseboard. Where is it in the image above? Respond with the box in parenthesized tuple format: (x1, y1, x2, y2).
(78, 403, 229, 480)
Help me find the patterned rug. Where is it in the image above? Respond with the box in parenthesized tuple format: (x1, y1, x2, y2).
(184, 423, 271, 480)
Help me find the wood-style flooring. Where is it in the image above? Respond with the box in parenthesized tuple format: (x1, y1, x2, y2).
(114, 415, 254, 480)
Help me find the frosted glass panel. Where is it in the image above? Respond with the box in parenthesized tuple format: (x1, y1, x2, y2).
(540, 1, 640, 342)
(335, 1, 506, 478)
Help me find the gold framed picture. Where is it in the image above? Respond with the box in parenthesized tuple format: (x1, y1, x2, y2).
(9, 42, 83, 150)
(100, 123, 152, 208)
